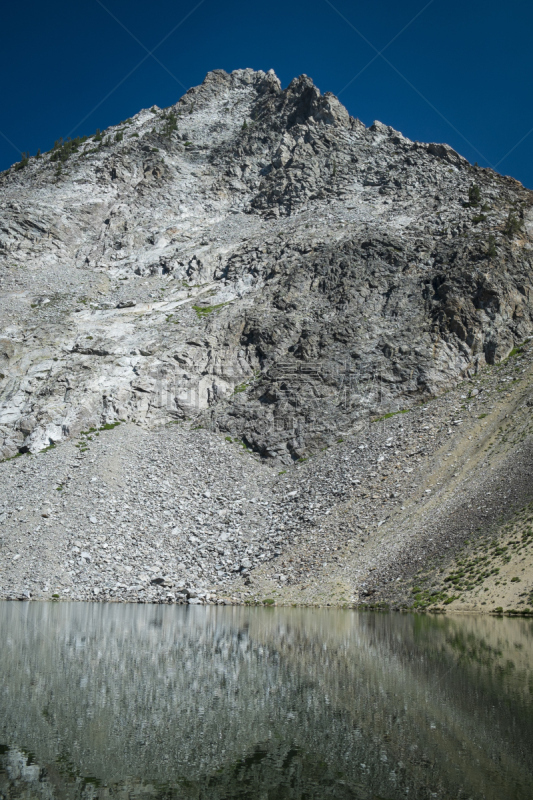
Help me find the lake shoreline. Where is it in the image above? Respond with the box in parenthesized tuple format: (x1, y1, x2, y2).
(2, 596, 532, 618)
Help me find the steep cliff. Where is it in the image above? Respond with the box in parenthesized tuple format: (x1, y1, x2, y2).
(1, 68, 532, 462)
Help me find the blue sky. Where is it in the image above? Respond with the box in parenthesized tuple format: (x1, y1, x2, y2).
(1, 0, 532, 186)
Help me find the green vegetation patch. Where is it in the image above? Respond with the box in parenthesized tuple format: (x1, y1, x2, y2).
(408, 499, 533, 611)
(40, 443, 56, 454)
(99, 421, 121, 431)
(76, 421, 121, 451)
(14, 152, 30, 171)
(50, 136, 88, 164)
(467, 184, 481, 207)
(505, 344, 526, 360)
(80, 421, 120, 436)
(410, 587, 453, 609)
(487, 234, 497, 258)
(192, 302, 229, 318)
(160, 110, 178, 139)
(503, 211, 523, 238)
(372, 408, 409, 423)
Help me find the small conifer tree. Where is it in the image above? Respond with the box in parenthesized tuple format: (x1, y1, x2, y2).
(503, 211, 523, 238)
(14, 152, 29, 171)
(161, 111, 177, 139)
(468, 184, 481, 206)
(487, 234, 497, 258)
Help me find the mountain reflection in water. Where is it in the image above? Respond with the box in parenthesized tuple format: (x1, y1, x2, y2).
(0, 603, 532, 799)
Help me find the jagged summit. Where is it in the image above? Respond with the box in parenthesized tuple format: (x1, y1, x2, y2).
(0, 69, 532, 461)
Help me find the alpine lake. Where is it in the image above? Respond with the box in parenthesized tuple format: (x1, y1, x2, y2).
(1, 603, 532, 800)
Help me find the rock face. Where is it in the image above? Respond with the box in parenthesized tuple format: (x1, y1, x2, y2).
(1, 68, 532, 463)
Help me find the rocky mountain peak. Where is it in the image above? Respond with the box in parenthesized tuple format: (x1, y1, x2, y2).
(0, 69, 532, 462)
(2, 70, 533, 613)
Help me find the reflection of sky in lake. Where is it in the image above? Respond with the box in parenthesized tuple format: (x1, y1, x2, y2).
(1, 603, 532, 799)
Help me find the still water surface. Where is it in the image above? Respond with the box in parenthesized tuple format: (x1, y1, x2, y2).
(0, 603, 532, 799)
